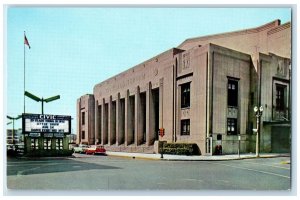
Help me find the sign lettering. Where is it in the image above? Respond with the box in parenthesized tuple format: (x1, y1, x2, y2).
(23, 114, 71, 134)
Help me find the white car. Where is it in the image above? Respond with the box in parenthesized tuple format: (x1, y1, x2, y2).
(73, 144, 88, 153)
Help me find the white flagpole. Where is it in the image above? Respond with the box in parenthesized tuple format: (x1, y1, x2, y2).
(24, 31, 26, 114)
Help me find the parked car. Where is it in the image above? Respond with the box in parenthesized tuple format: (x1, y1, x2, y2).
(73, 144, 88, 153)
(85, 145, 106, 155)
(95, 145, 106, 155)
(69, 143, 78, 151)
(85, 146, 96, 155)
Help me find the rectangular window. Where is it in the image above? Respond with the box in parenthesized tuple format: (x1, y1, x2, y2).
(31, 138, 39, 150)
(181, 119, 190, 135)
(82, 131, 85, 139)
(275, 84, 285, 111)
(44, 138, 51, 150)
(227, 118, 237, 135)
(249, 122, 253, 135)
(181, 83, 190, 108)
(56, 139, 63, 150)
(82, 112, 85, 125)
(228, 79, 238, 107)
(250, 92, 254, 105)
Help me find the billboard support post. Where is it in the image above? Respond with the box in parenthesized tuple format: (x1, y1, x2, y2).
(24, 91, 60, 115)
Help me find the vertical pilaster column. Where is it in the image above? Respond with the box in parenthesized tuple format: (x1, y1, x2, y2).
(116, 93, 121, 146)
(176, 84, 181, 140)
(159, 78, 164, 135)
(101, 98, 107, 145)
(146, 82, 155, 146)
(112, 98, 116, 145)
(51, 138, 56, 150)
(108, 96, 112, 146)
(135, 86, 142, 146)
(125, 90, 130, 146)
(120, 99, 125, 145)
(98, 104, 102, 145)
(38, 138, 43, 151)
(95, 100, 99, 145)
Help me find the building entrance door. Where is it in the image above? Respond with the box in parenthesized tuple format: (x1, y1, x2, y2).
(271, 125, 290, 153)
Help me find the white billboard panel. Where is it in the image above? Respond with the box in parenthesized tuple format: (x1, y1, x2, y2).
(22, 114, 71, 134)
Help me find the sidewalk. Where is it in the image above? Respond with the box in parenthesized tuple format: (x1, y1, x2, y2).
(13, 152, 290, 161)
(106, 151, 290, 161)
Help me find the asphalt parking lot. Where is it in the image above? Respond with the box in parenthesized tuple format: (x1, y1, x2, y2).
(6, 154, 291, 194)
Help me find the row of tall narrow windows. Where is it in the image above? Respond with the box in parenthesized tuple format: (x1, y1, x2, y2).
(30, 138, 63, 150)
(180, 80, 239, 136)
(179, 79, 238, 136)
(181, 83, 191, 135)
(226, 80, 288, 135)
(227, 79, 238, 135)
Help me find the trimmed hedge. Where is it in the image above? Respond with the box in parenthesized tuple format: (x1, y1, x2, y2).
(159, 143, 200, 155)
(24, 149, 73, 157)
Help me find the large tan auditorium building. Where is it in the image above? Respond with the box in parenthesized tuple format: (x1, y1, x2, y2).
(77, 19, 291, 155)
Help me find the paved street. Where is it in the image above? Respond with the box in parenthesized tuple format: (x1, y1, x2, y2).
(6, 154, 291, 192)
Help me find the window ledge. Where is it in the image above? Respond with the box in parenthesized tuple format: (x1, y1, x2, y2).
(180, 134, 190, 136)
(181, 107, 190, 110)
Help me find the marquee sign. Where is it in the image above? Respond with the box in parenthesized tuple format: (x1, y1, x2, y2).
(22, 114, 71, 134)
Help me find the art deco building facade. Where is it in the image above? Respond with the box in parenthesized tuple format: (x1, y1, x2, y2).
(77, 20, 291, 155)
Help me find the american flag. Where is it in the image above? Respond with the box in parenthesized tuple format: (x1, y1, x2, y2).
(24, 34, 31, 49)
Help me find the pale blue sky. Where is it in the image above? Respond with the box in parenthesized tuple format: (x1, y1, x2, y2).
(5, 7, 291, 133)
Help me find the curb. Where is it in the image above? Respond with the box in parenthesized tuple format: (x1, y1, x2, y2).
(105, 153, 290, 161)
(106, 154, 160, 161)
(23, 152, 289, 161)
(9, 155, 75, 160)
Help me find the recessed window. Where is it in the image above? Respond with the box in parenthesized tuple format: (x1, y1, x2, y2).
(82, 131, 85, 140)
(31, 138, 39, 150)
(181, 83, 190, 108)
(227, 118, 237, 135)
(44, 138, 51, 150)
(181, 119, 190, 135)
(250, 92, 254, 105)
(228, 79, 238, 107)
(275, 84, 285, 111)
(56, 139, 63, 150)
(82, 112, 85, 125)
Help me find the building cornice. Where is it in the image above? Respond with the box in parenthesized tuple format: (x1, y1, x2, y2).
(178, 19, 282, 49)
(267, 22, 291, 36)
(93, 47, 184, 92)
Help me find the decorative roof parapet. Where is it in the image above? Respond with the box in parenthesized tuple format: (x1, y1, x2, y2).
(267, 22, 291, 35)
(178, 19, 281, 48)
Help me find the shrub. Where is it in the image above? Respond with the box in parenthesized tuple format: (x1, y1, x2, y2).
(159, 143, 200, 155)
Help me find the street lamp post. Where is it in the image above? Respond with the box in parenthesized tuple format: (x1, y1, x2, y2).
(24, 91, 60, 114)
(7, 115, 22, 144)
(254, 106, 264, 157)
